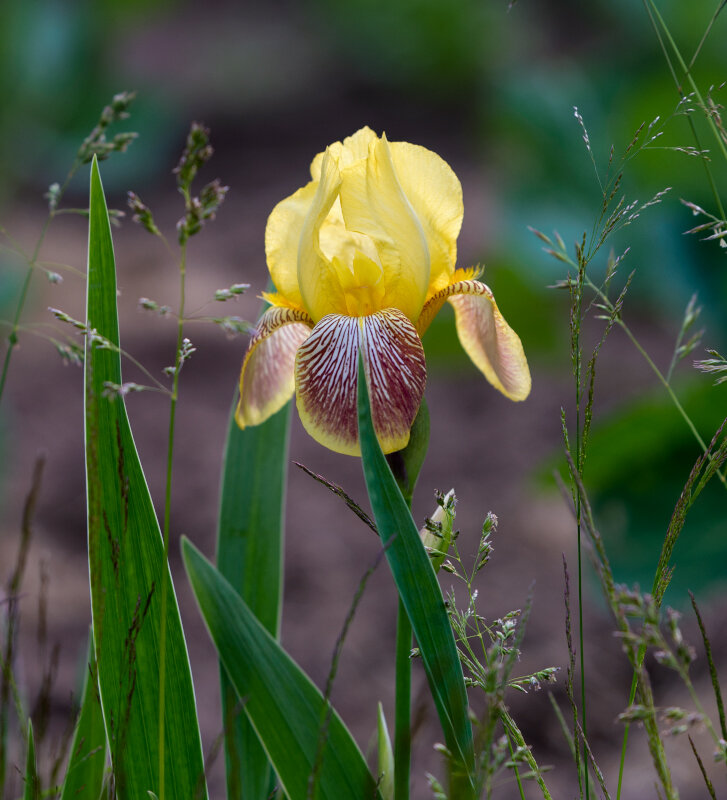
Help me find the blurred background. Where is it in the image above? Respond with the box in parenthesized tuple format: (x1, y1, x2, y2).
(0, 0, 726, 796)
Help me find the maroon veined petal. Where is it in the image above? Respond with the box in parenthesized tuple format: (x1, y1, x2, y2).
(294, 308, 427, 456)
(235, 306, 314, 428)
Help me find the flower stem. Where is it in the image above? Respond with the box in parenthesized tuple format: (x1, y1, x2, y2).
(157, 243, 187, 800)
(0, 217, 52, 407)
(394, 598, 412, 800)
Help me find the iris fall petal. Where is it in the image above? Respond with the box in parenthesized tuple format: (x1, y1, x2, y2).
(236, 306, 314, 428)
(446, 279, 531, 401)
(294, 308, 426, 456)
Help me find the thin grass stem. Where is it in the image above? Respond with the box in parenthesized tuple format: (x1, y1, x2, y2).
(643, 0, 727, 218)
(0, 162, 80, 408)
(505, 730, 527, 800)
(157, 241, 187, 800)
(583, 277, 727, 490)
(394, 598, 412, 800)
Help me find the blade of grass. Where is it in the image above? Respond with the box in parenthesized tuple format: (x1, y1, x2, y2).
(85, 157, 207, 799)
(216, 397, 292, 799)
(182, 538, 382, 800)
(689, 591, 727, 740)
(356, 356, 475, 795)
(377, 703, 394, 800)
(1, 456, 44, 795)
(60, 635, 106, 800)
(24, 720, 39, 800)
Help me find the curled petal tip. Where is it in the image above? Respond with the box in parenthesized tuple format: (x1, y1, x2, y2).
(437, 278, 532, 401)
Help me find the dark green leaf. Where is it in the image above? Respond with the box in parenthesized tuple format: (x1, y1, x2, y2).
(385, 399, 430, 506)
(357, 356, 475, 792)
(182, 538, 381, 800)
(216, 397, 291, 799)
(85, 157, 207, 799)
(60, 634, 106, 800)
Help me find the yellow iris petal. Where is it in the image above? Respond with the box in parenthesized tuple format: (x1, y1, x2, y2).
(265, 181, 318, 309)
(297, 149, 348, 322)
(389, 141, 463, 302)
(310, 126, 378, 180)
(339, 135, 431, 322)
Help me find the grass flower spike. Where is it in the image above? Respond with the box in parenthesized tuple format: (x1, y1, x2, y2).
(236, 127, 531, 455)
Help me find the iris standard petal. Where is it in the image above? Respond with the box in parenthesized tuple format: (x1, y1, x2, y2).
(310, 126, 378, 179)
(418, 278, 531, 401)
(339, 135, 430, 322)
(265, 181, 318, 309)
(295, 308, 427, 456)
(298, 149, 349, 322)
(389, 141, 463, 301)
(236, 306, 314, 428)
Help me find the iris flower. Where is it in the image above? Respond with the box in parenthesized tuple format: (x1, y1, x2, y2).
(236, 127, 530, 456)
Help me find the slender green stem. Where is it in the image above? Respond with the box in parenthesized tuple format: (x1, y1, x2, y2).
(0, 165, 78, 408)
(573, 262, 590, 800)
(643, 0, 727, 218)
(0, 216, 52, 405)
(615, 318, 727, 488)
(616, 669, 640, 799)
(506, 730, 527, 800)
(394, 597, 412, 800)
(157, 243, 187, 800)
(584, 277, 727, 490)
(500, 711, 553, 800)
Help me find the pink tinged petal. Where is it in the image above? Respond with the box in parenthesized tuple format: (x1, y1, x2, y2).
(445, 279, 531, 401)
(295, 309, 427, 456)
(235, 306, 314, 429)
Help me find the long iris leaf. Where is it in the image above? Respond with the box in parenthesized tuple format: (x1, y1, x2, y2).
(60, 635, 106, 800)
(356, 356, 475, 792)
(85, 157, 207, 799)
(216, 397, 291, 798)
(182, 538, 382, 800)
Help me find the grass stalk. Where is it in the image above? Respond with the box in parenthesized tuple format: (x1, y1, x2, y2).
(642, 0, 727, 219)
(394, 597, 412, 800)
(157, 242, 187, 800)
(0, 208, 58, 408)
(571, 251, 590, 799)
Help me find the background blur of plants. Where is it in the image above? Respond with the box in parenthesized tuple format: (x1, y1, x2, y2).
(1, 0, 725, 797)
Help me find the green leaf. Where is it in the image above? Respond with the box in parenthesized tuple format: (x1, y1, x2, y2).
(182, 538, 382, 800)
(60, 634, 106, 800)
(377, 702, 394, 800)
(216, 397, 291, 798)
(24, 720, 39, 800)
(385, 399, 430, 506)
(356, 356, 475, 792)
(84, 157, 207, 799)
